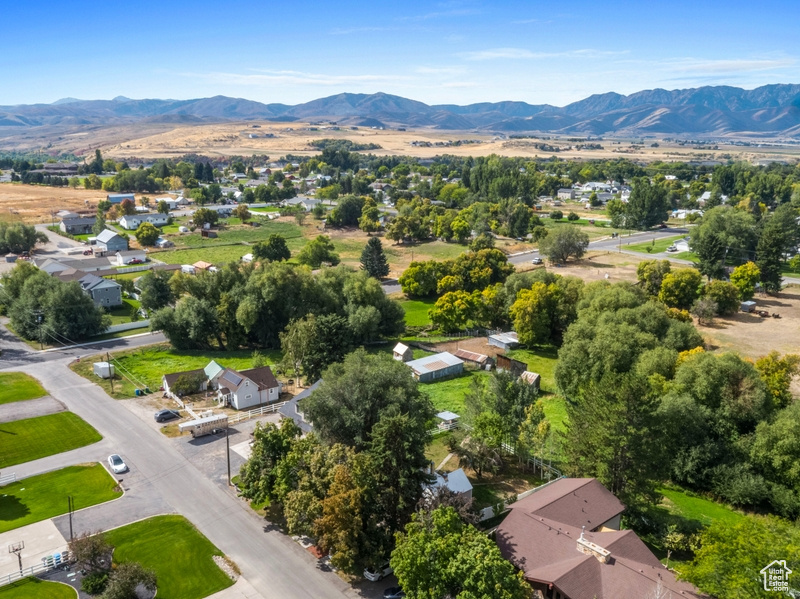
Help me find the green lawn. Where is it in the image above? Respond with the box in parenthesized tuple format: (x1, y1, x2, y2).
(423, 370, 490, 415)
(169, 220, 303, 248)
(105, 298, 141, 325)
(0, 464, 122, 533)
(425, 433, 454, 470)
(0, 372, 46, 405)
(0, 413, 102, 468)
(400, 297, 436, 327)
(672, 251, 699, 263)
(506, 345, 559, 393)
(539, 395, 568, 434)
(105, 515, 234, 599)
(658, 486, 747, 527)
(0, 578, 76, 598)
(624, 234, 685, 254)
(70, 342, 282, 399)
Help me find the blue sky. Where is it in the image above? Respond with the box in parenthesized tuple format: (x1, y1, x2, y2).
(2, 0, 798, 107)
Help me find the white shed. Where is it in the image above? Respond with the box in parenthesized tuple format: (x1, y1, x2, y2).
(93, 362, 115, 379)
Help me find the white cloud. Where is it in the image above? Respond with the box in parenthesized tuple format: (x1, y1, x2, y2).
(415, 66, 467, 75)
(665, 57, 796, 74)
(460, 48, 627, 61)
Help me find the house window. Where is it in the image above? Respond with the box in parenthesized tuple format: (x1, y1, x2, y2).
(245, 394, 252, 399)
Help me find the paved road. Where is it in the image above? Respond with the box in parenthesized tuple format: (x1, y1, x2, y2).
(4, 358, 365, 599)
(0, 395, 64, 423)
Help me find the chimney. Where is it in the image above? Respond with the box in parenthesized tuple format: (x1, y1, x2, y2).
(577, 531, 611, 564)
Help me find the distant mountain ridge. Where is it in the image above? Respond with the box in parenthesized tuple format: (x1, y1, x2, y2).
(3, 84, 800, 137)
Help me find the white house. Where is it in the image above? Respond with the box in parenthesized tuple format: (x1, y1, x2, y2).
(393, 342, 413, 362)
(214, 366, 282, 410)
(118, 213, 170, 230)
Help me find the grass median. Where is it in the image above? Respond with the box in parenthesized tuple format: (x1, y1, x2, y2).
(0, 412, 102, 468)
(0, 373, 47, 405)
(0, 464, 122, 533)
(106, 515, 234, 599)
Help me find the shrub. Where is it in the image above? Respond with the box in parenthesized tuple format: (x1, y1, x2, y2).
(550, 210, 563, 220)
(567, 212, 580, 221)
(81, 571, 109, 595)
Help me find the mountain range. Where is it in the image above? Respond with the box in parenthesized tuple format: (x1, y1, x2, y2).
(2, 84, 800, 138)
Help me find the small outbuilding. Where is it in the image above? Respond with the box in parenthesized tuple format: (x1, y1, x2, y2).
(741, 301, 757, 313)
(93, 362, 115, 379)
(519, 371, 541, 391)
(488, 331, 519, 351)
(453, 348, 492, 370)
(405, 352, 464, 383)
(393, 342, 413, 362)
(436, 410, 460, 430)
(426, 468, 473, 501)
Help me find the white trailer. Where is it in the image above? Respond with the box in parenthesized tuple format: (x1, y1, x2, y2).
(178, 414, 228, 438)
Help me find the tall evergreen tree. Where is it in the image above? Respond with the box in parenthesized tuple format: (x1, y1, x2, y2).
(756, 223, 786, 294)
(360, 237, 389, 279)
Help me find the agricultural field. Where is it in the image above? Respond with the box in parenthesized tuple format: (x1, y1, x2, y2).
(70, 342, 281, 399)
(0, 412, 102, 468)
(0, 372, 46, 405)
(105, 515, 234, 599)
(0, 464, 122, 533)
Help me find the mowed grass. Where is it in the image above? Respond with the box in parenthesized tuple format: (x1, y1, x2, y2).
(400, 297, 436, 327)
(0, 413, 102, 468)
(0, 578, 76, 599)
(70, 342, 282, 399)
(658, 486, 747, 527)
(0, 464, 122, 533)
(625, 234, 685, 254)
(106, 515, 234, 599)
(105, 298, 141, 325)
(423, 370, 490, 415)
(0, 372, 46, 405)
(507, 346, 566, 432)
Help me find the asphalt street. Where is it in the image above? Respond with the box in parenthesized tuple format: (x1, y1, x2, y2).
(4, 357, 370, 599)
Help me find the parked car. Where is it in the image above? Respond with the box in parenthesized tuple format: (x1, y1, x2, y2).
(383, 588, 405, 599)
(531, 257, 543, 265)
(154, 409, 180, 422)
(666, 246, 678, 253)
(108, 454, 128, 474)
(128, 258, 144, 264)
(364, 562, 393, 582)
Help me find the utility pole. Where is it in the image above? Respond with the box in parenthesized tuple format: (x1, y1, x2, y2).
(225, 426, 231, 486)
(34, 310, 44, 350)
(107, 352, 114, 394)
(67, 496, 74, 541)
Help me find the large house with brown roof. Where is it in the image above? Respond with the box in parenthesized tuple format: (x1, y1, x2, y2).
(495, 478, 702, 599)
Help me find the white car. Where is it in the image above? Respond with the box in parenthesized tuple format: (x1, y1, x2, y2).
(108, 454, 128, 474)
(364, 562, 393, 582)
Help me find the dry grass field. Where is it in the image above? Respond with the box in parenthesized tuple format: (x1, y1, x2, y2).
(83, 121, 800, 163)
(697, 285, 800, 360)
(0, 184, 106, 223)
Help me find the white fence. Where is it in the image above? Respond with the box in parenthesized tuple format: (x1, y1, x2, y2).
(228, 401, 288, 425)
(105, 320, 150, 334)
(0, 472, 15, 486)
(115, 264, 153, 274)
(0, 559, 60, 588)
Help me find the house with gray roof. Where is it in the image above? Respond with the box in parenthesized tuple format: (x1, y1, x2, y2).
(78, 273, 122, 307)
(95, 229, 128, 253)
(119, 213, 169, 230)
(60, 217, 96, 235)
(214, 366, 281, 410)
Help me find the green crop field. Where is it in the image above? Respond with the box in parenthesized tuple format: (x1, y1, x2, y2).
(0, 413, 102, 468)
(70, 342, 282, 399)
(106, 515, 234, 599)
(0, 373, 46, 405)
(0, 464, 122, 533)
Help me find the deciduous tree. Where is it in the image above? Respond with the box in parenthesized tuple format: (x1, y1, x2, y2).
(134, 222, 160, 246)
(538, 226, 589, 263)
